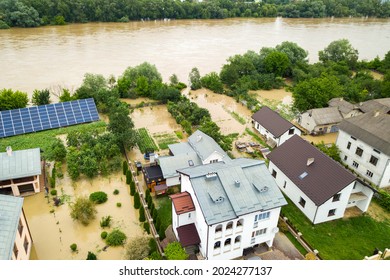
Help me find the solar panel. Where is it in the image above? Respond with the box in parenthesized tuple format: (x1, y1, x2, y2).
(0, 98, 99, 138)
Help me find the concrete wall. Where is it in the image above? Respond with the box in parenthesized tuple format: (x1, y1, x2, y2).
(253, 121, 301, 147)
(11, 209, 32, 260)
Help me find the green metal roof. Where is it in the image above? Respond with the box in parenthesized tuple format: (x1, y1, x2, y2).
(0, 195, 24, 260)
(0, 148, 41, 181)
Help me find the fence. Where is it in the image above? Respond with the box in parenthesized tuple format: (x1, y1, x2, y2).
(364, 248, 390, 260)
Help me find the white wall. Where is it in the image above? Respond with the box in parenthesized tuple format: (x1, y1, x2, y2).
(278, 128, 302, 146)
(12, 210, 32, 260)
(298, 112, 317, 134)
(337, 130, 390, 188)
(203, 151, 225, 165)
(166, 176, 180, 187)
(179, 174, 281, 260)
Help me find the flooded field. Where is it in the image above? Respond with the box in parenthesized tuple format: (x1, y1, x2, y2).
(301, 132, 338, 145)
(252, 89, 293, 105)
(23, 170, 143, 260)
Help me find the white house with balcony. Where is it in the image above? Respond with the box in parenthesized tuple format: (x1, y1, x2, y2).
(336, 111, 390, 188)
(171, 158, 287, 260)
(252, 106, 301, 147)
(267, 135, 374, 224)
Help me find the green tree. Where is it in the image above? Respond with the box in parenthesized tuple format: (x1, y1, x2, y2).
(264, 51, 290, 77)
(201, 72, 224, 93)
(66, 147, 80, 180)
(123, 160, 128, 175)
(53, 15, 66, 25)
(189, 67, 202, 90)
(319, 39, 359, 68)
(315, 142, 341, 163)
(164, 241, 188, 260)
(76, 73, 108, 100)
(86, 252, 97, 260)
(80, 155, 99, 178)
(59, 88, 74, 102)
(124, 236, 150, 260)
(45, 139, 67, 162)
(134, 192, 141, 209)
(126, 169, 132, 184)
(130, 181, 136, 196)
(105, 229, 127, 246)
(108, 104, 137, 150)
(0, 89, 28, 110)
(276, 41, 309, 65)
(31, 89, 51, 105)
(70, 196, 97, 226)
(139, 205, 145, 222)
(292, 74, 344, 111)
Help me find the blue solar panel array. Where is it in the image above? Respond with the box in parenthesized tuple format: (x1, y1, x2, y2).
(0, 98, 99, 138)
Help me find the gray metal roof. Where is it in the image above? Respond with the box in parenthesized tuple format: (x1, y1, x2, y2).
(0, 195, 24, 260)
(158, 152, 202, 178)
(338, 111, 390, 155)
(178, 158, 287, 225)
(0, 148, 41, 181)
(168, 142, 194, 155)
(359, 98, 390, 113)
(328, 98, 357, 114)
(188, 130, 230, 162)
(309, 107, 343, 125)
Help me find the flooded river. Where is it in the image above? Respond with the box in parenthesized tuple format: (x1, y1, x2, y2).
(1, 18, 390, 96)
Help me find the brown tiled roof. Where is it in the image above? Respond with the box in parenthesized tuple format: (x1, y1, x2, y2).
(252, 106, 296, 138)
(267, 135, 356, 206)
(170, 192, 195, 214)
(176, 223, 200, 247)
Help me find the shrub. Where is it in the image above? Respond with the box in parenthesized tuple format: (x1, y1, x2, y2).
(130, 182, 136, 196)
(278, 219, 289, 233)
(106, 229, 127, 246)
(145, 188, 151, 200)
(101, 231, 108, 239)
(149, 238, 157, 254)
(139, 206, 145, 222)
(124, 236, 150, 260)
(134, 192, 141, 209)
(147, 195, 153, 209)
(149, 251, 163, 260)
(86, 251, 97, 260)
(123, 160, 128, 175)
(100, 215, 112, 228)
(50, 176, 56, 189)
(70, 243, 77, 252)
(126, 169, 132, 184)
(70, 196, 97, 225)
(143, 222, 150, 234)
(50, 189, 57, 196)
(164, 241, 188, 260)
(113, 189, 119, 195)
(116, 202, 122, 207)
(158, 227, 166, 240)
(89, 191, 108, 204)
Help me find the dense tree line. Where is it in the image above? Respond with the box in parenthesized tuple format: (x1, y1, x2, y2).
(0, 0, 389, 28)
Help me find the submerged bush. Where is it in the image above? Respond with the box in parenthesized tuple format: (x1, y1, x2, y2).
(70, 243, 77, 252)
(100, 215, 112, 228)
(101, 231, 108, 239)
(89, 191, 108, 204)
(106, 229, 127, 246)
(70, 196, 97, 226)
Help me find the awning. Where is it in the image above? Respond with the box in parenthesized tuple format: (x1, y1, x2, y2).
(177, 223, 200, 247)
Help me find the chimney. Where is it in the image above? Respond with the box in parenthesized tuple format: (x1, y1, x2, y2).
(6, 146, 12, 156)
(234, 180, 240, 187)
(307, 158, 314, 166)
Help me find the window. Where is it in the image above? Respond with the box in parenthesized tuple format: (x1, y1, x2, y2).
(347, 142, 351, 150)
(272, 169, 277, 178)
(351, 136, 357, 140)
(224, 238, 231, 246)
(283, 181, 286, 188)
(254, 212, 270, 222)
(369, 155, 378, 166)
(332, 193, 341, 202)
(188, 213, 191, 219)
(234, 236, 241, 244)
(352, 161, 359, 168)
(24, 236, 29, 253)
(215, 225, 222, 234)
(328, 209, 336, 217)
(366, 170, 373, 178)
(236, 219, 243, 227)
(373, 149, 381, 154)
(18, 219, 24, 236)
(299, 197, 306, 208)
(252, 228, 267, 237)
(355, 147, 363, 157)
(344, 155, 348, 161)
(13, 244, 18, 259)
(226, 222, 233, 230)
(214, 241, 221, 249)
(288, 128, 295, 135)
(210, 159, 218, 164)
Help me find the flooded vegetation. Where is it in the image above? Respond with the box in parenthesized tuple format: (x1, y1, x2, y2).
(23, 171, 143, 260)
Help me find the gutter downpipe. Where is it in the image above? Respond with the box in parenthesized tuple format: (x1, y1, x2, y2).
(313, 206, 319, 225)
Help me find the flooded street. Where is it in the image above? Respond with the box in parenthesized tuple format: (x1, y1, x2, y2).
(23, 170, 143, 260)
(1, 18, 390, 96)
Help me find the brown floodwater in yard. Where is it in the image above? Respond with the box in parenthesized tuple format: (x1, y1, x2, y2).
(131, 105, 182, 134)
(23, 170, 143, 260)
(301, 132, 338, 145)
(185, 88, 252, 134)
(252, 89, 293, 105)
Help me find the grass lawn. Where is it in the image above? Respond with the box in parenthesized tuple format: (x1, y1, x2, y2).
(155, 196, 172, 233)
(153, 132, 179, 150)
(136, 128, 159, 153)
(0, 121, 107, 156)
(284, 231, 308, 256)
(281, 197, 390, 259)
